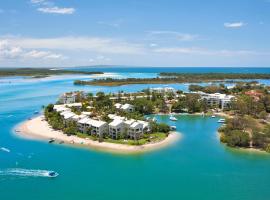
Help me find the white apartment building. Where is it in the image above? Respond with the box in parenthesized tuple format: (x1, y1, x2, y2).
(201, 93, 234, 110)
(109, 119, 125, 139)
(78, 118, 108, 136)
(150, 87, 176, 94)
(114, 103, 135, 112)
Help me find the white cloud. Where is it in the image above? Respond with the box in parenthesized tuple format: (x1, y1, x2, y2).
(89, 55, 111, 62)
(30, 0, 75, 15)
(0, 40, 23, 59)
(30, 0, 45, 4)
(147, 31, 198, 41)
(3, 36, 144, 54)
(149, 43, 158, 47)
(153, 47, 270, 56)
(37, 6, 75, 14)
(224, 22, 246, 28)
(24, 50, 65, 59)
(0, 40, 65, 60)
(97, 19, 124, 27)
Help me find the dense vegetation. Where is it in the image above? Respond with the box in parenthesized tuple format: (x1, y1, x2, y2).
(44, 90, 171, 145)
(219, 116, 270, 152)
(159, 72, 270, 80)
(214, 83, 270, 152)
(74, 73, 270, 86)
(0, 68, 103, 77)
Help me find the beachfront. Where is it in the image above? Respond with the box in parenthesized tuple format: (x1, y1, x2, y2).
(16, 116, 180, 154)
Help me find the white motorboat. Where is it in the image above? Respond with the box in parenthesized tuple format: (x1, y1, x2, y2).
(218, 119, 226, 123)
(47, 171, 59, 178)
(170, 115, 178, 121)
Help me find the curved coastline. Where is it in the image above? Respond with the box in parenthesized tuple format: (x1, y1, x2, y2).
(15, 116, 181, 154)
(216, 131, 267, 154)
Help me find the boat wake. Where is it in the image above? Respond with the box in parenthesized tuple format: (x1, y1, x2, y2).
(0, 147, 11, 153)
(0, 168, 58, 178)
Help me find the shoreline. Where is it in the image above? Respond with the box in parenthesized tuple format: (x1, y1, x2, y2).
(216, 132, 267, 154)
(15, 116, 181, 154)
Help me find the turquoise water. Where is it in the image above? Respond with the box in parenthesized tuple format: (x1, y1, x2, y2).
(1, 68, 270, 200)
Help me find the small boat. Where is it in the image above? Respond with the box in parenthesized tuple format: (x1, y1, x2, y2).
(34, 111, 39, 114)
(169, 115, 178, 121)
(211, 115, 216, 118)
(218, 119, 226, 123)
(47, 171, 59, 178)
(152, 117, 157, 122)
(48, 138, 55, 143)
(170, 126, 176, 130)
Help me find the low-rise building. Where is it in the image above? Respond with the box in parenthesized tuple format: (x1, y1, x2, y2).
(128, 122, 143, 139)
(78, 118, 108, 136)
(201, 93, 234, 110)
(53, 105, 71, 113)
(58, 91, 86, 104)
(87, 119, 108, 136)
(121, 103, 134, 112)
(150, 87, 176, 94)
(109, 119, 125, 139)
(114, 103, 135, 112)
(60, 111, 76, 122)
(58, 92, 77, 104)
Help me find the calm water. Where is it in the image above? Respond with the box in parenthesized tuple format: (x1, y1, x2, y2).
(1, 67, 270, 200)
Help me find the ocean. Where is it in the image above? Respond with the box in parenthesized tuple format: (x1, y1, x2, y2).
(0, 67, 270, 200)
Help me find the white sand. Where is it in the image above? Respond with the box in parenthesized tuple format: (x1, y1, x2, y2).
(15, 116, 181, 154)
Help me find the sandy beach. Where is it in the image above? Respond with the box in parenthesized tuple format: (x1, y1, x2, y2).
(15, 116, 181, 154)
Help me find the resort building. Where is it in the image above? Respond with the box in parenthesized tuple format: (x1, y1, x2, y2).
(53, 105, 71, 113)
(58, 91, 86, 104)
(109, 119, 125, 139)
(114, 103, 135, 112)
(121, 103, 135, 112)
(78, 117, 90, 133)
(87, 119, 108, 136)
(108, 114, 125, 121)
(66, 103, 82, 108)
(137, 120, 151, 133)
(78, 118, 108, 136)
(150, 87, 176, 94)
(201, 93, 235, 110)
(58, 92, 77, 104)
(60, 111, 76, 122)
(53, 104, 151, 140)
(127, 121, 143, 139)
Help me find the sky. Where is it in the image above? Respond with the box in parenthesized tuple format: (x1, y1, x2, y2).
(0, 0, 270, 68)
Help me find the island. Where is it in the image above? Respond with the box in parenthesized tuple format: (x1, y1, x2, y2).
(73, 73, 270, 86)
(0, 68, 103, 78)
(17, 89, 182, 153)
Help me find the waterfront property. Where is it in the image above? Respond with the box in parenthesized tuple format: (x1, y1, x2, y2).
(200, 92, 235, 110)
(58, 91, 86, 104)
(109, 119, 125, 139)
(51, 102, 151, 140)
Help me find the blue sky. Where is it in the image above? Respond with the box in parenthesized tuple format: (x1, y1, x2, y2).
(0, 0, 270, 67)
